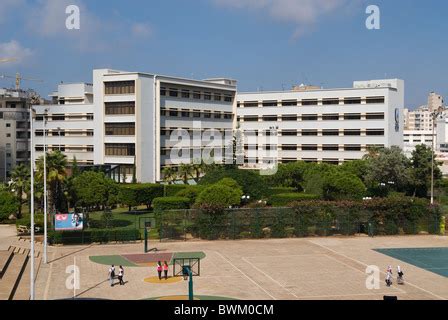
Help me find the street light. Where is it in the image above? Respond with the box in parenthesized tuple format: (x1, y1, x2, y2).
(29, 107, 35, 300)
(431, 106, 445, 205)
(43, 108, 49, 264)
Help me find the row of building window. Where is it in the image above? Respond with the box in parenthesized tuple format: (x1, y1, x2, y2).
(161, 128, 232, 136)
(105, 143, 135, 156)
(105, 102, 135, 115)
(105, 123, 135, 136)
(243, 145, 365, 151)
(35, 130, 94, 137)
(104, 81, 135, 95)
(161, 109, 233, 119)
(35, 114, 94, 121)
(240, 113, 385, 122)
(35, 145, 94, 152)
(243, 129, 385, 136)
(161, 88, 233, 102)
(238, 96, 385, 107)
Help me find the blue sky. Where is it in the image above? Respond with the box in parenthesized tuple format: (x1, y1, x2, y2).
(0, 0, 446, 108)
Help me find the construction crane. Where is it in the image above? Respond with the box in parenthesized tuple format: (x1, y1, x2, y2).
(0, 72, 43, 90)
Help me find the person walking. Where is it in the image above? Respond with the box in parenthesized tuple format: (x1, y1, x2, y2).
(156, 261, 163, 280)
(397, 266, 404, 284)
(163, 261, 169, 280)
(118, 265, 125, 285)
(385, 270, 392, 287)
(108, 265, 116, 287)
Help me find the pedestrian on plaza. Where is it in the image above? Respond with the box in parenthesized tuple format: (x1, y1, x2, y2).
(163, 261, 169, 280)
(118, 265, 125, 285)
(156, 261, 163, 280)
(385, 271, 393, 287)
(108, 265, 116, 287)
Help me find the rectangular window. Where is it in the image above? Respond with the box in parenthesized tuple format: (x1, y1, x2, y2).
(224, 95, 233, 102)
(344, 113, 361, 120)
(323, 98, 339, 105)
(193, 91, 201, 99)
(262, 115, 278, 121)
(105, 123, 135, 136)
(302, 130, 318, 136)
(302, 145, 318, 151)
(169, 89, 178, 97)
(204, 112, 211, 118)
(322, 129, 339, 136)
(51, 114, 65, 121)
(244, 101, 259, 108)
(366, 113, 385, 120)
(6, 123, 11, 128)
(366, 96, 385, 104)
(323, 145, 339, 151)
(160, 88, 166, 96)
(214, 94, 221, 101)
(281, 100, 297, 107)
(214, 113, 222, 119)
(322, 114, 339, 121)
(282, 115, 298, 121)
(104, 81, 135, 95)
(204, 92, 212, 100)
(344, 130, 361, 136)
(282, 145, 297, 151)
(181, 110, 190, 118)
(169, 110, 178, 117)
(105, 143, 135, 156)
(344, 145, 362, 151)
(193, 111, 201, 118)
(181, 90, 190, 98)
(302, 114, 318, 121)
(344, 97, 362, 104)
(244, 116, 259, 122)
(262, 101, 277, 107)
(281, 130, 297, 136)
(105, 102, 135, 115)
(322, 159, 339, 165)
(224, 113, 233, 119)
(366, 129, 385, 136)
(302, 99, 318, 106)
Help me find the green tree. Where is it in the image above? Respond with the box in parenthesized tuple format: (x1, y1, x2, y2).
(322, 171, 366, 201)
(0, 187, 19, 221)
(35, 150, 68, 212)
(178, 164, 194, 184)
(410, 144, 442, 197)
(162, 166, 177, 184)
(9, 164, 30, 219)
(73, 171, 117, 211)
(265, 161, 309, 190)
(195, 184, 242, 208)
(340, 160, 369, 182)
(364, 146, 412, 196)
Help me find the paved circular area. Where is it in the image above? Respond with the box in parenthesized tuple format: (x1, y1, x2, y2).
(144, 276, 183, 284)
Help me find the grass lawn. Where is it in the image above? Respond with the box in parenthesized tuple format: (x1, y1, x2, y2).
(87, 206, 159, 239)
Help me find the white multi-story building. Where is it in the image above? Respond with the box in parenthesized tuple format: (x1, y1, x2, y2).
(236, 79, 404, 167)
(33, 69, 237, 183)
(403, 130, 434, 158)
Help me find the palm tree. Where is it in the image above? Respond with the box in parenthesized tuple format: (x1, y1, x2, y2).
(191, 159, 205, 183)
(35, 150, 68, 213)
(178, 164, 194, 185)
(162, 166, 177, 184)
(10, 164, 30, 219)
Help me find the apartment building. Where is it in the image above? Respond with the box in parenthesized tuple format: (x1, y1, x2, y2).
(403, 130, 434, 158)
(0, 89, 37, 181)
(236, 79, 404, 167)
(33, 83, 95, 166)
(33, 69, 237, 183)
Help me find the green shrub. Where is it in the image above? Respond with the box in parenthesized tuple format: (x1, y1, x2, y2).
(268, 187, 297, 195)
(16, 214, 45, 231)
(175, 185, 204, 205)
(164, 184, 188, 197)
(48, 228, 140, 245)
(0, 190, 18, 221)
(118, 184, 164, 209)
(269, 193, 319, 207)
(195, 184, 242, 208)
(152, 197, 190, 211)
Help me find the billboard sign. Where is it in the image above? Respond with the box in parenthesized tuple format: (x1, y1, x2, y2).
(55, 213, 84, 231)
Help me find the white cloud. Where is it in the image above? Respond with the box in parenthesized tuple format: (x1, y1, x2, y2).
(131, 23, 153, 39)
(213, 0, 359, 39)
(0, 40, 33, 65)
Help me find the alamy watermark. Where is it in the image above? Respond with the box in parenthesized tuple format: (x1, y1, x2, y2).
(66, 5, 80, 30)
(366, 5, 381, 30)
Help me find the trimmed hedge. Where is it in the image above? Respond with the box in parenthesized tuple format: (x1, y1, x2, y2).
(175, 185, 204, 205)
(152, 197, 190, 211)
(48, 228, 140, 245)
(118, 184, 164, 209)
(164, 184, 188, 197)
(269, 193, 319, 207)
(268, 187, 298, 195)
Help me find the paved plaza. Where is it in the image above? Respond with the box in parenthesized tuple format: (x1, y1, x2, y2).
(25, 235, 448, 300)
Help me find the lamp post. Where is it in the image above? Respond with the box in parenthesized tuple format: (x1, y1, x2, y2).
(43, 108, 49, 264)
(29, 107, 35, 300)
(431, 106, 445, 205)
